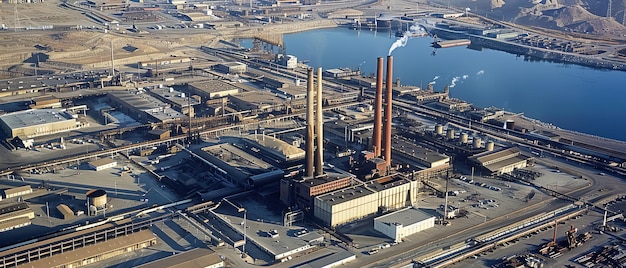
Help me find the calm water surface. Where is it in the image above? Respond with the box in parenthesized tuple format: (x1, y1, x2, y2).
(246, 27, 626, 142)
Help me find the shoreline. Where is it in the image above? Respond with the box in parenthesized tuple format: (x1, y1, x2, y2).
(423, 26, 626, 72)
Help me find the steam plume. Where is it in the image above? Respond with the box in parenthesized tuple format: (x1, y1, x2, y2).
(450, 76, 461, 88)
(389, 32, 410, 55)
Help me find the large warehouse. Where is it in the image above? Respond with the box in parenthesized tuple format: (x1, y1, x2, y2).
(107, 89, 184, 123)
(313, 175, 420, 227)
(194, 144, 284, 188)
(469, 147, 533, 175)
(0, 109, 82, 138)
(374, 207, 436, 243)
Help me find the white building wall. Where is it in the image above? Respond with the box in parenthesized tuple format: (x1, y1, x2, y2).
(374, 212, 435, 242)
(90, 161, 118, 171)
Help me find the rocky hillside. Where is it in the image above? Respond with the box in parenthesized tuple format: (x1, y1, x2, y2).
(446, 0, 626, 37)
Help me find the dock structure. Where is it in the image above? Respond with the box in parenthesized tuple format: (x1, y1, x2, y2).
(433, 39, 471, 48)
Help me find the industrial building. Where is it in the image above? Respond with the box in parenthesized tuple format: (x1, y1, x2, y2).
(230, 91, 287, 113)
(187, 80, 242, 100)
(468, 107, 505, 122)
(86, 0, 127, 10)
(270, 85, 308, 100)
(147, 87, 201, 117)
(23, 230, 157, 268)
(0, 109, 82, 139)
(194, 143, 284, 188)
(29, 95, 62, 109)
(88, 158, 118, 171)
(294, 249, 356, 268)
(0, 203, 34, 233)
(351, 76, 376, 89)
(2, 185, 32, 199)
(412, 85, 449, 103)
(389, 136, 453, 181)
(139, 57, 191, 68)
(323, 68, 360, 78)
(469, 147, 534, 175)
(56, 204, 75, 220)
(282, 168, 354, 208)
(430, 98, 472, 112)
(107, 89, 185, 123)
(313, 175, 419, 227)
(374, 207, 436, 243)
(276, 54, 298, 69)
(241, 135, 305, 163)
(214, 62, 247, 74)
(136, 248, 224, 268)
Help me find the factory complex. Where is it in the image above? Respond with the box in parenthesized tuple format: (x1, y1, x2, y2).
(0, 30, 625, 268)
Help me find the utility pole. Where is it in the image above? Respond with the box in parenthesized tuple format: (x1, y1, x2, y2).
(110, 40, 115, 77)
(443, 171, 450, 225)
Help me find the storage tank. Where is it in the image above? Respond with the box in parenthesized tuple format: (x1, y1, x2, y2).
(460, 133, 468, 144)
(446, 129, 455, 140)
(486, 141, 495, 151)
(473, 137, 482, 149)
(435, 125, 443, 135)
(86, 189, 107, 209)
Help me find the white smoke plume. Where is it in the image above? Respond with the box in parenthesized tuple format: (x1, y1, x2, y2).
(409, 24, 427, 36)
(428, 75, 439, 85)
(389, 31, 410, 55)
(476, 70, 484, 75)
(450, 76, 461, 88)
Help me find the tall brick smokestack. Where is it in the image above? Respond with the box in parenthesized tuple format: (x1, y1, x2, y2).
(306, 68, 315, 177)
(315, 67, 324, 176)
(372, 57, 383, 157)
(384, 56, 393, 167)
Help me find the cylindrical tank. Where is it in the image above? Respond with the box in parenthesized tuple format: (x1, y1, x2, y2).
(486, 141, 495, 151)
(446, 129, 455, 140)
(435, 124, 443, 135)
(86, 189, 107, 208)
(461, 133, 468, 144)
(473, 137, 482, 149)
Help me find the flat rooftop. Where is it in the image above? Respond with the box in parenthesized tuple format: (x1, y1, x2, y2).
(109, 90, 184, 122)
(316, 185, 376, 205)
(135, 248, 222, 268)
(393, 138, 450, 166)
(88, 157, 117, 167)
(365, 176, 411, 192)
(0, 109, 75, 130)
(201, 144, 274, 173)
(148, 87, 201, 107)
(232, 91, 286, 106)
(472, 147, 522, 164)
(484, 155, 533, 173)
(188, 80, 242, 94)
(375, 207, 436, 226)
(244, 135, 305, 161)
(109, 90, 169, 111)
(24, 230, 156, 268)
